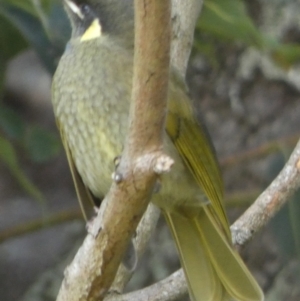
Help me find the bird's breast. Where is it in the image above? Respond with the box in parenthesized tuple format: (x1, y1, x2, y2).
(53, 40, 132, 197)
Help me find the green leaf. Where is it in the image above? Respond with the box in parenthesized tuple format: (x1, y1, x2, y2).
(0, 105, 26, 140)
(270, 43, 300, 69)
(195, 0, 300, 70)
(47, 2, 71, 51)
(0, 14, 28, 61)
(0, 56, 5, 100)
(0, 4, 64, 73)
(25, 126, 61, 163)
(0, 135, 44, 203)
(0, 0, 34, 15)
(0, 0, 52, 16)
(198, 0, 265, 48)
(1, 5, 53, 69)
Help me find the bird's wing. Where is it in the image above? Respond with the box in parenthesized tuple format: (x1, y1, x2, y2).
(166, 76, 230, 239)
(58, 121, 96, 221)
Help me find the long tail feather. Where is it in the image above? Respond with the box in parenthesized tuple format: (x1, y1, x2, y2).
(164, 208, 264, 301)
(164, 211, 224, 301)
(197, 207, 264, 301)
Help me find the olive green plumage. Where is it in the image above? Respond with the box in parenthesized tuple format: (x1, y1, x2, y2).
(52, 1, 264, 300)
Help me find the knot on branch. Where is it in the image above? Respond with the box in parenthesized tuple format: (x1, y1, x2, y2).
(134, 152, 174, 175)
(112, 172, 123, 183)
(153, 154, 174, 174)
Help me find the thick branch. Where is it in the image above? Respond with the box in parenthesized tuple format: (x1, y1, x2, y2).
(109, 0, 205, 295)
(122, 0, 171, 156)
(55, 1, 171, 301)
(110, 204, 160, 293)
(231, 138, 300, 246)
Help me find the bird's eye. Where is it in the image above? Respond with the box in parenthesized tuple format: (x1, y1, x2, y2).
(80, 4, 90, 15)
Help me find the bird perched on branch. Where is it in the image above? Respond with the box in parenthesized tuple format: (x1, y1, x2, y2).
(52, 1, 264, 300)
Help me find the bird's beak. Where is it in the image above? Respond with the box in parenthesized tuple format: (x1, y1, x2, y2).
(64, 0, 84, 19)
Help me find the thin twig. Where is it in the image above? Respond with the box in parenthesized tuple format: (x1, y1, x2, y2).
(224, 190, 261, 208)
(220, 132, 299, 168)
(0, 209, 82, 243)
(231, 138, 300, 246)
(106, 270, 187, 301)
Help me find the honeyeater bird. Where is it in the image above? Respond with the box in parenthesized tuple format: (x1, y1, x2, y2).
(52, 0, 264, 300)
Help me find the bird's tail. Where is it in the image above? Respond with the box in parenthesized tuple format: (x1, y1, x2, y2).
(163, 207, 263, 301)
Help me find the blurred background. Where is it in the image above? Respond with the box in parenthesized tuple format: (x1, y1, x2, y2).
(0, 0, 300, 300)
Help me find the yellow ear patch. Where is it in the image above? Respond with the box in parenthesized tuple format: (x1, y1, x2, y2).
(80, 19, 102, 42)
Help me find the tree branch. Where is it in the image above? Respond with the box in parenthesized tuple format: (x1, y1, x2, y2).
(171, 0, 203, 74)
(106, 270, 187, 301)
(110, 204, 160, 293)
(231, 138, 300, 246)
(0, 209, 82, 243)
(220, 132, 300, 168)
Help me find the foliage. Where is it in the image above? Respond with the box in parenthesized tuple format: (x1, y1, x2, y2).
(0, 0, 68, 201)
(197, 0, 300, 68)
(0, 0, 69, 73)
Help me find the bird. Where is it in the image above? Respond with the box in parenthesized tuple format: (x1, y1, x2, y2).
(51, 0, 264, 300)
